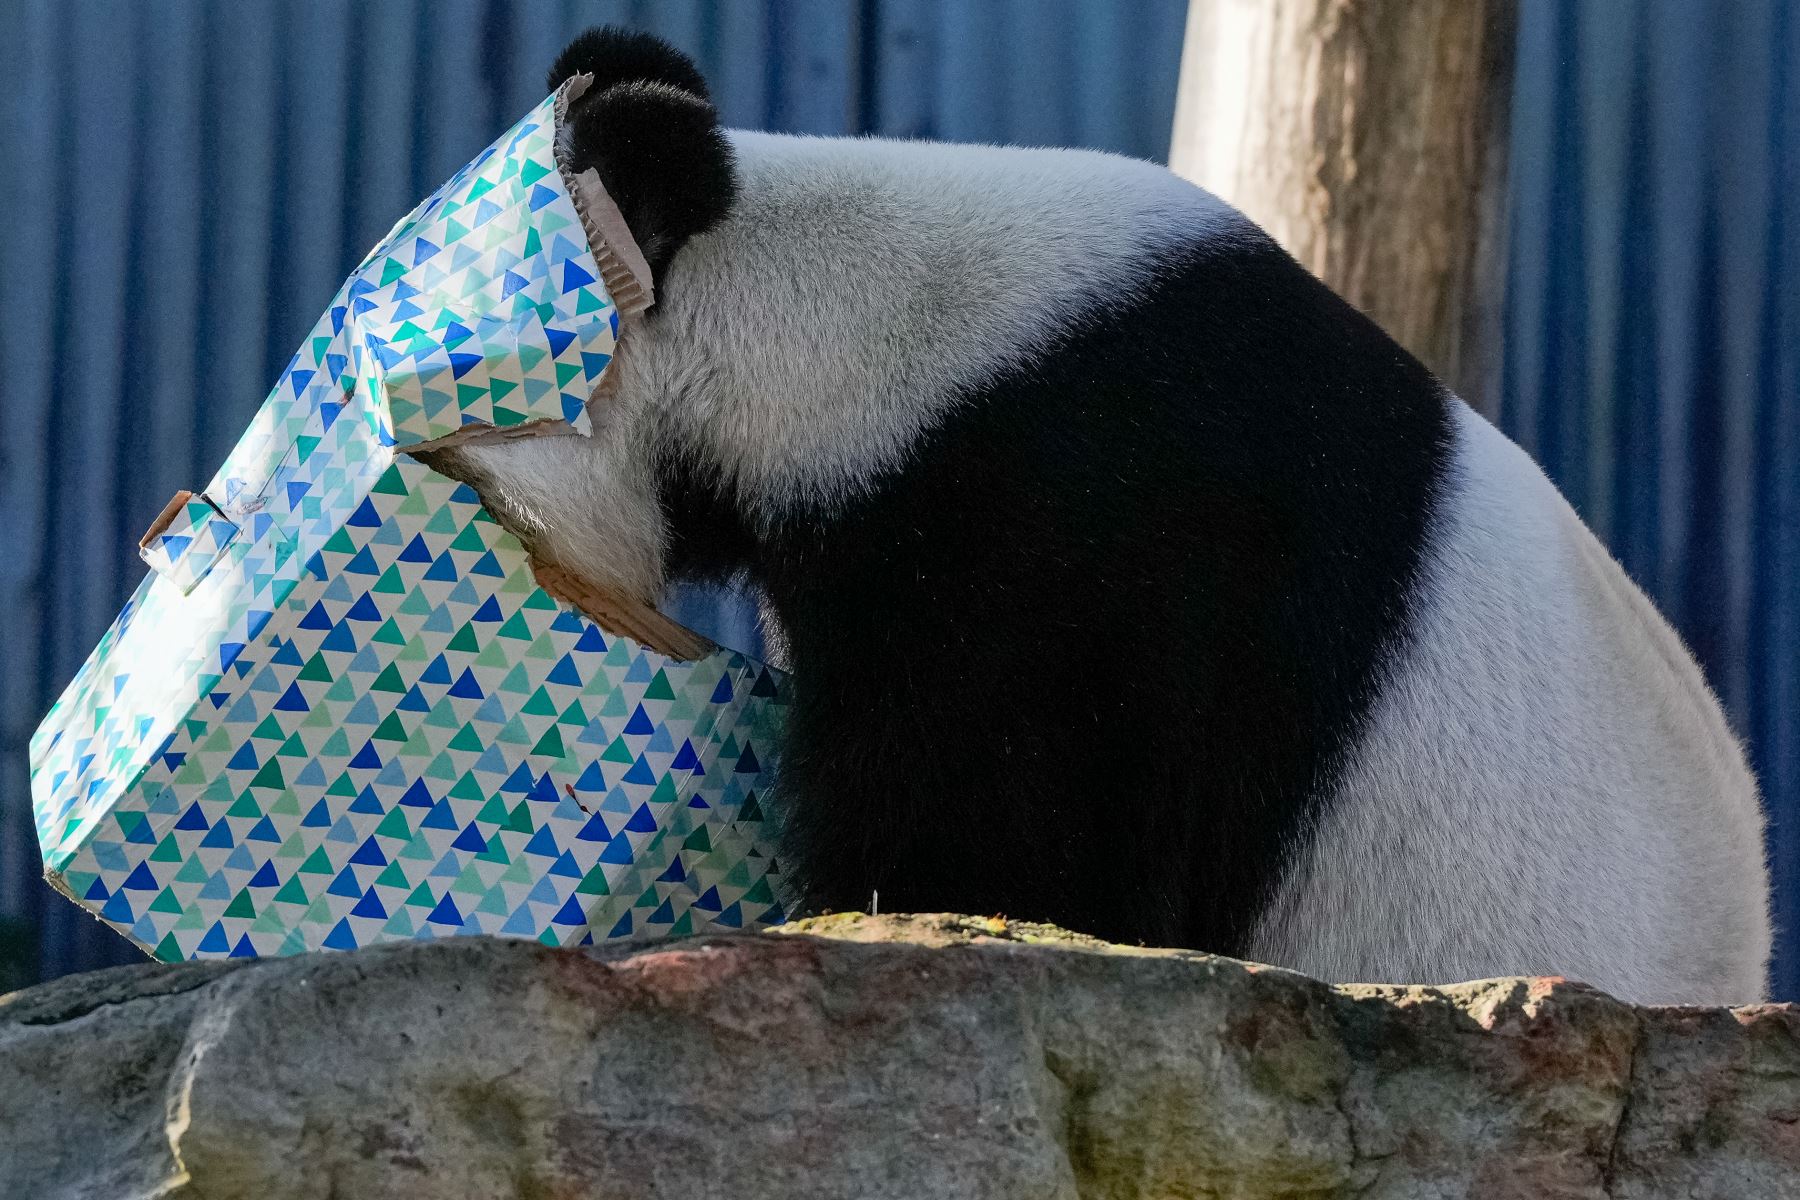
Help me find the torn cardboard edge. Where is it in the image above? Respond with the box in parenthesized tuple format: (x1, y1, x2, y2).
(530, 558, 715, 663)
(410, 83, 702, 662)
(555, 72, 656, 326)
(137, 75, 709, 663)
(527, 75, 699, 659)
(34, 82, 794, 964)
(389, 74, 704, 664)
(138, 490, 197, 549)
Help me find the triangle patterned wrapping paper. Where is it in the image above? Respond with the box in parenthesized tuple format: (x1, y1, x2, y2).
(29, 84, 790, 963)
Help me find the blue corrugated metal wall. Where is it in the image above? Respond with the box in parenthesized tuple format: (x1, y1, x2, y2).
(1501, 0, 1799, 1000)
(0, 0, 1189, 988)
(2, 1, 1794, 999)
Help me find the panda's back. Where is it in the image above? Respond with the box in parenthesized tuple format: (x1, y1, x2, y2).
(671, 131, 1248, 505)
(452, 31, 1770, 1004)
(670, 130, 1769, 1005)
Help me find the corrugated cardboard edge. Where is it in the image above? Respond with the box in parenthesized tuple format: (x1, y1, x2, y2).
(542, 80, 711, 661)
(532, 78, 702, 661)
(412, 77, 708, 662)
(396, 416, 582, 455)
(567, 167, 654, 325)
(530, 558, 714, 662)
(396, 73, 655, 456)
(554, 73, 656, 332)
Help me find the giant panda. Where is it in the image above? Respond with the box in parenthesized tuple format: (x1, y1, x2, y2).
(425, 28, 1773, 1005)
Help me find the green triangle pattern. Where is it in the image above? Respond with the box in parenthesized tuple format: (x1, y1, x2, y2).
(28, 84, 790, 964)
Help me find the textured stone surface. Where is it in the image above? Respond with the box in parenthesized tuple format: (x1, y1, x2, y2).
(1, 914, 1794, 1199)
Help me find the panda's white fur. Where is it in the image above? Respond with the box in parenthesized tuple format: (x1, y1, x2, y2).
(639, 131, 1234, 515)
(1246, 401, 1771, 1003)
(440, 35, 1773, 1004)
(453, 132, 1232, 597)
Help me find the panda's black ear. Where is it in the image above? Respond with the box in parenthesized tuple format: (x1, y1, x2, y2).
(548, 26, 711, 100)
(552, 29, 735, 290)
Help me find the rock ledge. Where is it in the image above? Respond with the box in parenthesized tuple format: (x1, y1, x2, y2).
(2, 914, 1795, 1199)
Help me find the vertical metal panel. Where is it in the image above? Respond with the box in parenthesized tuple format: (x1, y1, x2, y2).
(1002, 2, 1077, 149)
(933, 3, 1010, 141)
(1644, 1, 1709, 608)
(700, 1, 777, 129)
(0, 0, 1188, 986)
(0, 0, 69, 988)
(768, 1, 860, 135)
(1759, 8, 1800, 997)
(1498, 0, 1561, 481)
(1568, 0, 1635, 541)
(871, 0, 939, 139)
(1502, 0, 1800, 998)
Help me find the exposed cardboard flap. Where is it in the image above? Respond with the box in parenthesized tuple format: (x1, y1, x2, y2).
(138, 489, 195, 549)
(556, 71, 655, 325)
(138, 490, 240, 594)
(530, 557, 713, 662)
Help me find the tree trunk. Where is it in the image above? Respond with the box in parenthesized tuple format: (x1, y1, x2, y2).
(1169, 0, 1517, 413)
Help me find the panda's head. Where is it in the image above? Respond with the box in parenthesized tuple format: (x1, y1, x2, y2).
(423, 27, 1216, 607)
(416, 28, 737, 606)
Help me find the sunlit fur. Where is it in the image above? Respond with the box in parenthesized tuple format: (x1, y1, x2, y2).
(434, 35, 1772, 1003)
(1246, 402, 1771, 1003)
(445, 130, 1230, 588)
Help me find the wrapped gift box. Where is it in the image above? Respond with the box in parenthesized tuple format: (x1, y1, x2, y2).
(29, 80, 789, 963)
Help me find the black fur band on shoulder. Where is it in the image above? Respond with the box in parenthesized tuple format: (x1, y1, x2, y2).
(548, 26, 711, 101)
